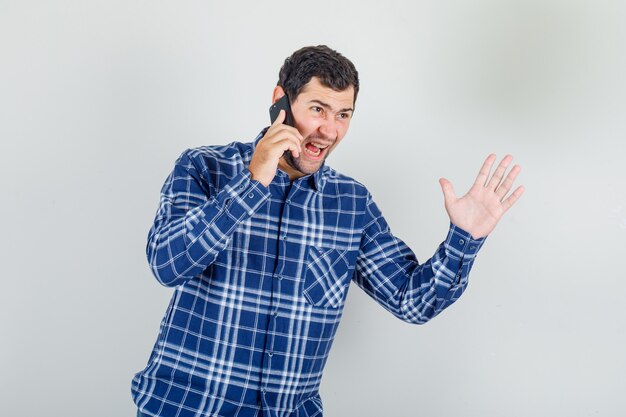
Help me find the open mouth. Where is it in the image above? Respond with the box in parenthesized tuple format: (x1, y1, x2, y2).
(303, 141, 330, 159)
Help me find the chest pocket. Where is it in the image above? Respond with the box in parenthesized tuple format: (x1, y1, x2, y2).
(303, 247, 352, 309)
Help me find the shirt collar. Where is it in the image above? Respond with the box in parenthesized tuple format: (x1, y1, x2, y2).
(253, 127, 328, 192)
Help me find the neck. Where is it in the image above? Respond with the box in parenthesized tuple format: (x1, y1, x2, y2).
(277, 156, 305, 182)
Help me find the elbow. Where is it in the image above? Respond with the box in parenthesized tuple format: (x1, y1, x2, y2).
(397, 301, 439, 325)
(381, 288, 436, 324)
(149, 263, 184, 288)
(146, 243, 188, 288)
(406, 315, 435, 325)
(399, 312, 435, 326)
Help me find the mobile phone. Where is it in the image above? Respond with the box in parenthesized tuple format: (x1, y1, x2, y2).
(269, 94, 294, 126)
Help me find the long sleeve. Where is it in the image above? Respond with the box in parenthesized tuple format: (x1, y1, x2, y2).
(146, 150, 269, 287)
(353, 193, 486, 324)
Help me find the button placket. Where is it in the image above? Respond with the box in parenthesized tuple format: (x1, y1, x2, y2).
(262, 182, 298, 393)
(275, 182, 291, 246)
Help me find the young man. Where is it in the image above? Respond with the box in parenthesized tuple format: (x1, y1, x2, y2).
(132, 45, 524, 417)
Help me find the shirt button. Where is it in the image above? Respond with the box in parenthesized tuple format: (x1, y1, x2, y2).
(459, 239, 465, 245)
(239, 184, 245, 190)
(268, 352, 273, 357)
(248, 192, 254, 198)
(286, 199, 291, 204)
(277, 275, 283, 280)
(281, 234, 287, 240)
(470, 245, 476, 250)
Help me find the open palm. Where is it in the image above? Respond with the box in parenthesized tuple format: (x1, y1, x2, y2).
(439, 154, 525, 239)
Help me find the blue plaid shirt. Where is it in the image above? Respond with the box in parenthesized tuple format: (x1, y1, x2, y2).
(131, 130, 485, 417)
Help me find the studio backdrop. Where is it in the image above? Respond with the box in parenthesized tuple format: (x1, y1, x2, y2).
(1, 1, 625, 416)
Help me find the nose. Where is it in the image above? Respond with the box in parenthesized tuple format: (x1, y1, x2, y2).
(318, 116, 337, 139)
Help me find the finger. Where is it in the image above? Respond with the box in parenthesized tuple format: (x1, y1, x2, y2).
(287, 137, 301, 158)
(277, 137, 301, 158)
(278, 130, 303, 149)
(260, 126, 300, 156)
(271, 109, 286, 127)
(495, 164, 521, 199)
(474, 154, 497, 187)
(501, 185, 525, 212)
(439, 178, 456, 205)
(486, 154, 513, 191)
(268, 124, 304, 143)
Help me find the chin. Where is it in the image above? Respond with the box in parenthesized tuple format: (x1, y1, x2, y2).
(285, 153, 323, 175)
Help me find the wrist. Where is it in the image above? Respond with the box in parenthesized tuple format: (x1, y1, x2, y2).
(248, 168, 271, 187)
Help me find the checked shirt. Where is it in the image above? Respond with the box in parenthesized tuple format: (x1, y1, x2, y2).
(131, 130, 486, 417)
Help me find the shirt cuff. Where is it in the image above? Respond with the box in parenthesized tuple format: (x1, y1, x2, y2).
(185, 170, 270, 241)
(218, 169, 270, 219)
(444, 223, 486, 261)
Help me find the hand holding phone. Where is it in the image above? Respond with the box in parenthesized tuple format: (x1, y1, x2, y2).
(248, 96, 302, 186)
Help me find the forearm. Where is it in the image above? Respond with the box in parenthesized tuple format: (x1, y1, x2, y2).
(394, 224, 485, 323)
(147, 169, 269, 286)
(355, 217, 485, 324)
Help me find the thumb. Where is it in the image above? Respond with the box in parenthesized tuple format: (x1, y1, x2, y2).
(271, 108, 286, 127)
(439, 178, 456, 204)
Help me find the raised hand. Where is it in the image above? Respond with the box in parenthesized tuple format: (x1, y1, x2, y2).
(439, 154, 525, 239)
(248, 109, 303, 187)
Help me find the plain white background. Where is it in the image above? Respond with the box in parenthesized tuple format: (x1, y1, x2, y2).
(1, 1, 625, 416)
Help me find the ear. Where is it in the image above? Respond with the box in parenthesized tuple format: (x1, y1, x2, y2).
(272, 86, 286, 104)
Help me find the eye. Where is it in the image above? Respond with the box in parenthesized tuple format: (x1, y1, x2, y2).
(311, 106, 323, 113)
(338, 112, 351, 120)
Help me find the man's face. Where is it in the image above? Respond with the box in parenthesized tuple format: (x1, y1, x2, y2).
(277, 77, 355, 178)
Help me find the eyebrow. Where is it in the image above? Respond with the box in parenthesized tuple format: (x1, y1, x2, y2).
(309, 99, 354, 114)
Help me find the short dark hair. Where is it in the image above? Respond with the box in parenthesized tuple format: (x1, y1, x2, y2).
(278, 45, 359, 105)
